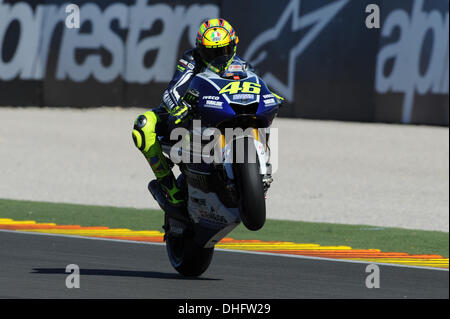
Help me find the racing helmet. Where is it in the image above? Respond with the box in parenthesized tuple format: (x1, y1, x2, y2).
(196, 18, 239, 70)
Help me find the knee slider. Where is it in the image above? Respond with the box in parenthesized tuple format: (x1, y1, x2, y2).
(132, 112, 158, 152)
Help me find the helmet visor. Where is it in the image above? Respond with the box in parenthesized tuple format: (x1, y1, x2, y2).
(200, 43, 235, 64)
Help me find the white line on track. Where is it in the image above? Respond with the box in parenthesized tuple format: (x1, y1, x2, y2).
(0, 229, 448, 272)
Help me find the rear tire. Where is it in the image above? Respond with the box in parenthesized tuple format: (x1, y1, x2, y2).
(165, 215, 214, 277)
(233, 137, 266, 231)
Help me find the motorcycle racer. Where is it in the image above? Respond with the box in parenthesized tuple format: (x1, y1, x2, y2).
(132, 18, 246, 207)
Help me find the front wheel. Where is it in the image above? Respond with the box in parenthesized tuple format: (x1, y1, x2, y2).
(165, 216, 214, 277)
(233, 137, 266, 231)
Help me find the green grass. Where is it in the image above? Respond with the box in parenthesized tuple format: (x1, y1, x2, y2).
(0, 198, 448, 257)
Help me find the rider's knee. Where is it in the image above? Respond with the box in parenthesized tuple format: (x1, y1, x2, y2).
(132, 111, 159, 152)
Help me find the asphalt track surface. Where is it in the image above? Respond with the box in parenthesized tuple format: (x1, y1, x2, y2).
(0, 231, 447, 299)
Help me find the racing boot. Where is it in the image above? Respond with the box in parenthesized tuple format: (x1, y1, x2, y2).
(146, 150, 185, 207)
(156, 171, 185, 207)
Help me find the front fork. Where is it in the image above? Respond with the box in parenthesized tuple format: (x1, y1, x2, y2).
(218, 128, 273, 198)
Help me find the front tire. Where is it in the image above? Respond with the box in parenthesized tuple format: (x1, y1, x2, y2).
(233, 137, 266, 231)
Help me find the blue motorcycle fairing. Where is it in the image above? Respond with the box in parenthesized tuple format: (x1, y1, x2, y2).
(189, 70, 280, 128)
(180, 68, 280, 175)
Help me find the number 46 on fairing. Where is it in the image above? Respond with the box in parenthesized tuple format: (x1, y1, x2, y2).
(219, 81, 261, 95)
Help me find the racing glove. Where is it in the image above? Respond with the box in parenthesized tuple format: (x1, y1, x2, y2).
(170, 90, 198, 124)
(170, 101, 191, 124)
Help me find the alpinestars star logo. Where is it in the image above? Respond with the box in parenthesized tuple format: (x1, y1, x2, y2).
(244, 0, 349, 102)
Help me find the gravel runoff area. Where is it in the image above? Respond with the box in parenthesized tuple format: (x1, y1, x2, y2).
(0, 107, 448, 232)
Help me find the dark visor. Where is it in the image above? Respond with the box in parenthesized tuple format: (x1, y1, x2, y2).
(200, 43, 235, 63)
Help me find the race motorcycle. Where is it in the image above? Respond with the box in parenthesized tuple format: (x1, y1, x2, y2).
(148, 57, 283, 277)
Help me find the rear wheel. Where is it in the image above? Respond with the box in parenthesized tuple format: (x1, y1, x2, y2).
(165, 214, 214, 277)
(233, 137, 266, 231)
